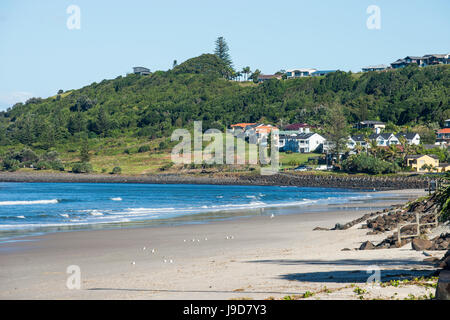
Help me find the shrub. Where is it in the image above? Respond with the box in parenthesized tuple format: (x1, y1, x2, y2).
(158, 141, 168, 150)
(35, 161, 52, 170)
(111, 166, 122, 174)
(41, 150, 60, 162)
(19, 148, 39, 163)
(50, 160, 65, 171)
(124, 148, 131, 154)
(342, 154, 399, 175)
(72, 162, 93, 173)
(1, 158, 20, 172)
(138, 145, 150, 153)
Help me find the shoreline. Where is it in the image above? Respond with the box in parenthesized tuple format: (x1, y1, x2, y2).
(0, 187, 424, 241)
(0, 171, 428, 190)
(2, 188, 443, 300)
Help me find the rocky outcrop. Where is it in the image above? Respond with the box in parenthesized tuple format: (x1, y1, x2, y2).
(330, 206, 403, 231)
(430, 233, 450, 251)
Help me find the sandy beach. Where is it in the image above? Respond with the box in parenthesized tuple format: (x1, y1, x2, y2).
(0, 188, 445, 300)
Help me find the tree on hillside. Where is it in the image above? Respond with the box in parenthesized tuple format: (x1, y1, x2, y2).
(324, 104, 349, 163)
(80, 137, 90, 163)
(214, 37, 233, 69)
(242, 66, 251, 81)
(250, 69, 261, 83)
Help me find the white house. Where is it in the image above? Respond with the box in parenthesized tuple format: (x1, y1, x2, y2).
(396, 133, 421, 145)
(286, 68, 317, 79)
(347, 135, 369, 150)
(368, 133, 400, 147)
(355, 120, 386, 134)
(280, 132, 326, 153)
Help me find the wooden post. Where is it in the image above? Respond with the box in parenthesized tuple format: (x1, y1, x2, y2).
(416, 211, 420, 237)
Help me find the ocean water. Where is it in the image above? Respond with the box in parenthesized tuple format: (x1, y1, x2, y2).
(0, 182, 387, 237)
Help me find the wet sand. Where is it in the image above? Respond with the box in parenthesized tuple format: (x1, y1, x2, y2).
(1, 189, 444, 300)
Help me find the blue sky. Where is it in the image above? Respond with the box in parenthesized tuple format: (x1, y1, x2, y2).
(0, 0, 449, 110)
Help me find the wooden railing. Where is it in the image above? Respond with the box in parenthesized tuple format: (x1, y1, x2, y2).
(397, 211, 439, 243)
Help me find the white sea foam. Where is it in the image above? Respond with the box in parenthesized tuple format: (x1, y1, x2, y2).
(16, 216, 25, 219)
(60, 213, 69, 218)
(0, 199, 58, 206)
(89, 210, 104, 216)
(111, 197, 122, 201)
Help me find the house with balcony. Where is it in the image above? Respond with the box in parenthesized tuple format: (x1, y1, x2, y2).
(133, 67, 151, 75)
(422, 54, 449, 66)
(396, 132, 421, 145)
(348, 135, 369, 150)
(368, 133, 400, 147)
(230, 123, 257, 134)
(283, 123, 314, 133)
(257, 74, 282, 82)
(311, 70, 337, 77)
(405, 154, 440, 172)
(280, 132, 325, 153)
(242, 124, 278, 144)
(355, 120, 386, 133)
(286, 68, 317, 79)
(362, 65, 389, 72)
(437, 128, 450, 144)
(391, 54, 449, 69)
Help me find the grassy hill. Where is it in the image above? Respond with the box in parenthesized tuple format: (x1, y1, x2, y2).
(0, 54, 449, 174)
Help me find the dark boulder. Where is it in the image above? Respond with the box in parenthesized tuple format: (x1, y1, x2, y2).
(360, 241, 375, 250)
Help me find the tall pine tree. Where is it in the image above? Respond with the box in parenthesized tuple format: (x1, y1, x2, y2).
(214, 37, 233, 69)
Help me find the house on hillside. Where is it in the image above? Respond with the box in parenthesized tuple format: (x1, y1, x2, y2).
(257, 74, 282, 82)
(391, 59, 408, 69)
(437, 128, 450, 144)
(362, 65, 389, 72)
(278, 131, 299, 149)
(422, 54, 449, 66)
(405, 154, 440, 172)
(368, 133, 400, 146)
(311, 70, 337, 77)
(286, 68, 317, 79)
(391, 54, 449, 69)
(396, 132, 421, 145)
(230, 123, 257, 134)
(348, 135, 369, 150)
(354, 120, 386, 133)
(280, 132, 325, 153)
(241, 124, 278, 144)
(283, 123, 314, 133)
(133, 67, 151, 75)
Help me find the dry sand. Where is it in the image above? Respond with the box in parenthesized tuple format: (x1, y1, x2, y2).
(0, 189, 446, 300)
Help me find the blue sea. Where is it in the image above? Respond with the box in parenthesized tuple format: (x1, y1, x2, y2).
(0, 182, 391, 238)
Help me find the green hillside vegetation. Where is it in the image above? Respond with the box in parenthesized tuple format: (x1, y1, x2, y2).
(0, 53, 449, 174)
